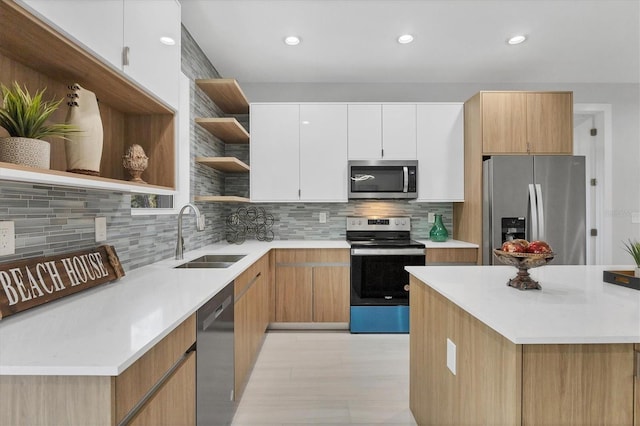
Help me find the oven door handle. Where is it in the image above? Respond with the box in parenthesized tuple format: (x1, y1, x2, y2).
(351, 248, 426, 256)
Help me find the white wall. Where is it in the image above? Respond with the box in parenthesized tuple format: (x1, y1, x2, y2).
(243, 82, 640, 263)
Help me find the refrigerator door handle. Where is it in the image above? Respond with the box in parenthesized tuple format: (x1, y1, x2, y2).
(528, 184, 538, 240)
(535, 184, 545, 241)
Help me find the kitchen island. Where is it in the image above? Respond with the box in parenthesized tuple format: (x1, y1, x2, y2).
(406, 265, 640, 426)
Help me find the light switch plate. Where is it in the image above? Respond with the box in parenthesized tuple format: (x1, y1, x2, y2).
(428, 212, 435, 223)
(0, 221, 15, 256)
(632, 212, 640, 224)
(95, 217, 107, 242)
(446, 338, 457, 375)
(319, 212, 327, 223)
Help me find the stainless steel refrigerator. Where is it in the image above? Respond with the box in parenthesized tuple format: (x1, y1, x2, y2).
(483, 156, 586, 265)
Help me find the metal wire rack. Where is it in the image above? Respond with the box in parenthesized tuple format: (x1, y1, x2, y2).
(226, 207, 275, 244)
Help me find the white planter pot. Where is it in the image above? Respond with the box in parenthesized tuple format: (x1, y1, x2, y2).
(65, 84, 103, 175)
(0, 137, 50, 169)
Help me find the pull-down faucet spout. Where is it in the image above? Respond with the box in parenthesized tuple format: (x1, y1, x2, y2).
(175, 203, 205, 260)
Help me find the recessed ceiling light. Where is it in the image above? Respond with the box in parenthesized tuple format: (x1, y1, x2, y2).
(398, 34, 414, 44)
(507, 35, 527, 45)
(160, 36, 176, 46)
(284, 36, 301, 46)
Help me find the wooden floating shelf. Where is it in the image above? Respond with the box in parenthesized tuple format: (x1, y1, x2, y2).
(194, 195, 251, 203)
(195, 157, 250, 173)
(196, 118, 250, 144)
(195, 79, 249, 114)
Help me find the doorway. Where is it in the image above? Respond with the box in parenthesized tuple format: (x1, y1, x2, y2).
(573, 104, 613, 265)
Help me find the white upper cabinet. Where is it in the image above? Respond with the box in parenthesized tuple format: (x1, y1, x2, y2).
(382, 104, 417, 159)
(123, 0, 181, 109)
(347, 104, 416, 160)
(347, 104, 382, 160)
(416, 103, 464, 202)
(19, 0, 124, 68)
(250, 103, 348, 203)
(300, 104, 348, 202)
(18, 0, 180, 110)
(250, 104, 300, 202)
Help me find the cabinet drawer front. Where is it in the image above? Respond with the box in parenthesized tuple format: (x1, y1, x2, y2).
(426, 248, 477, 264)
(235, 253, 269, 298)
(115, 314, 196, 423)
(275, 249, 349, 264)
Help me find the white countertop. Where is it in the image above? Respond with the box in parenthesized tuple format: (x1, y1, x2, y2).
(0, 238, 475, 376)
(417, 239, 478, 249)
(406, 265, 640, 344)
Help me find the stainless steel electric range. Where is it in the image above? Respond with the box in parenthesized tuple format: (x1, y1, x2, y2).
(347, 216, 426, 333)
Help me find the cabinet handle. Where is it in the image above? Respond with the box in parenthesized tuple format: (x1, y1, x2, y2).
(122, 46, 130, 66)
(636, 351, 640, 378)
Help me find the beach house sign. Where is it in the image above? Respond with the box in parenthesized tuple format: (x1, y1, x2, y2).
(0, 245, 125, 319)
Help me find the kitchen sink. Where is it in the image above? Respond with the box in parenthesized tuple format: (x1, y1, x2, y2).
(175, 254, 246, 269)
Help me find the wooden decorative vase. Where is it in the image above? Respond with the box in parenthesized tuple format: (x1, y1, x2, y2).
(65, 84, 103, 175)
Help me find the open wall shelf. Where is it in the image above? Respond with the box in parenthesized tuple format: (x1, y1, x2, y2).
(195, 157, 250, 173)
(195, 79, 249, 114)
(195, 118, 250, 144)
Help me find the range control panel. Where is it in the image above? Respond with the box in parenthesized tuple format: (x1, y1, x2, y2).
(346, 216, 410, 232)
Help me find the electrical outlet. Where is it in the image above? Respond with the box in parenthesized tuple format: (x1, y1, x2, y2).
(428, 212, 435, 223)
(0, 221, 15, 256)
(446, 338, 456, 375)
(632, 212, 640, 224)
(319, 212, 327, 223)
(95, 217, 107, 242)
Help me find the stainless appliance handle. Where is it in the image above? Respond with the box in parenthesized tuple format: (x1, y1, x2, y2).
(403, 166, 409, 193)
(528, 184, 538, 241)
(351, 248, 425, 256)
(535, 184, 545, 241)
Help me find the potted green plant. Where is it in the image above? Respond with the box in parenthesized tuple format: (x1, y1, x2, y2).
(622, 239, 640, 277)
(0, 82, 77, 169)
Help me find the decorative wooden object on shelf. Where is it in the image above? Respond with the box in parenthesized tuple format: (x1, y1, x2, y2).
(195, 79, 249, 114)
(0, 245, 125, 319)
(195, 118, 249, 144)
(195, 157, 249, 173)
(0, 0, 175, 190)
(194, 195, 250, 203)
(122, 144, 149, 183)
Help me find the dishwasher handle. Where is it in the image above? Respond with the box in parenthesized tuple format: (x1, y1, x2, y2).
(202, 294, 232, 331)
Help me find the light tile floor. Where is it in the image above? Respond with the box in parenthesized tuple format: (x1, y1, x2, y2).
(232, 331, 417, 426)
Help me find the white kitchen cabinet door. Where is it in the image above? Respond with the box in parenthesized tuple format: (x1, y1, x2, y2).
(382, 104, 417, 159)
(123, 0, 181, 109)
(250, 104, 301, 202)
(300, 104, 348, 202)
(19, 0, 124, 68)
(347, 104, 382, 160)
(416, 103, 464, 201)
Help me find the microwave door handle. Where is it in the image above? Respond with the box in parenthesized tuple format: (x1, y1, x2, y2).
(535, 184, 545, 241)
(403, 167, 408, 192)
(528, 184, 538, 241)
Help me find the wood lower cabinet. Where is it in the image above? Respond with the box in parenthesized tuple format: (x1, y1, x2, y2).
(0, 315, 196, 426)
(636, 344, 640, 426)
(410, 277, 636, 426)
(274, 249, 350, 324)
(234, 253, 270, 400)
(426, 247, 478, 264)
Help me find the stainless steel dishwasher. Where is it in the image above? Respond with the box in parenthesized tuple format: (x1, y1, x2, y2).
(197, 281, 235, 425)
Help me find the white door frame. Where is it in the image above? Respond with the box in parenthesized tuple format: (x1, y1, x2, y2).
(574, 103, 613, 265)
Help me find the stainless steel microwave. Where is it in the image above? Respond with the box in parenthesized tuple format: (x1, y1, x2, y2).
(348, 160, 418, 199)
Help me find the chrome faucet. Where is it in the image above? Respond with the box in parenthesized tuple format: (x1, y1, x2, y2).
(175, 203, 206, 260)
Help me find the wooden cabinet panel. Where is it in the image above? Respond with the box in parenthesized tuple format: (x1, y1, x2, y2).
(129, 351, 195, 426)
(522, 344, 634, 425)
(426, 248, 477, 264)
(526, 92, 573, 154)
(275, 248, 349, 264)
(115, 314, 196, 423)
(482, 92, 528, 154)
(313, 266, 350, 322)
(635, 345, 639, 426)
(275, 266, 313, 322)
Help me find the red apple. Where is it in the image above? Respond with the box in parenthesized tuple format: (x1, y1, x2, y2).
(527, 240, 552, 254)
(501, 239, 528, 253)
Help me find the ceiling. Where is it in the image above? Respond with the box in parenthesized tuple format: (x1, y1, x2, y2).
(180, 0, 640, 85)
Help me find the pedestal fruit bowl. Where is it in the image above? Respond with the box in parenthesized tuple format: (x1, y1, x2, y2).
(493, 249, 554, 290)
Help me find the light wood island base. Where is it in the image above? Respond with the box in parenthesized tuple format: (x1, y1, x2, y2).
(409, 276, 636, 426)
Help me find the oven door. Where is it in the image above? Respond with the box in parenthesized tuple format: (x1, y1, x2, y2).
(350, 247, 425, 306)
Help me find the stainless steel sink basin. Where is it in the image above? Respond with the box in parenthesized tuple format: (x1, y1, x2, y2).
(175, 254, 246, 269)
